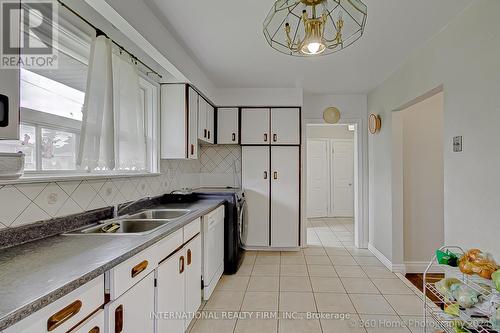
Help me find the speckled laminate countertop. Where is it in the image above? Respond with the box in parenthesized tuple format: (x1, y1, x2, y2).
(0, 199, 225, 330)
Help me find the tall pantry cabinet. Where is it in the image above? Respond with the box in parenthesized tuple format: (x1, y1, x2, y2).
(241, 108, 300, 249)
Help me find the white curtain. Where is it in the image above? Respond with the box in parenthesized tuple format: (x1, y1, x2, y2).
(77, 36, 115, 170)
(112, 52, 146, 171)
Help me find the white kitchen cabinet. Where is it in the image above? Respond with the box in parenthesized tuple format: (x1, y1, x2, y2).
(5, 276, 104, 333)
(217, 108, 239, 144)
(271, 108, 300, 145)
(156, 249, 185, 333)
(242, 146, 270, 247)
(106, 272, 155, 333)
(0, 0, 20, 140)
(198, 98, 215, 144)
(156, 234, 202, 333)
(242, 146, 300, 249)
(184, 235, 202, 329)
(271, 147, 300, 247)
(160, 84, 198, 159)
(69, 310, 104, 333)
(241, 108, 270, 144)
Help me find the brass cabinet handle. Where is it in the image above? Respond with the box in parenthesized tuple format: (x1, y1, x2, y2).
(264, 133, 268, 142)
(89, 327, 100, 333)
(273, 171, 278, 180)
(47, 300, 82, 332)
(179, 256, 185, 274)
(115, 305, 123, 333)
(187, 249, 192, 265)
(273, 134, 277, 142)
(264, 171, 268, 179)
(131, 260, 148, 278)
(232, 133, 236, 142)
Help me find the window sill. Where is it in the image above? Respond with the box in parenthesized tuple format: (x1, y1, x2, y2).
(0, 172, 162, 185)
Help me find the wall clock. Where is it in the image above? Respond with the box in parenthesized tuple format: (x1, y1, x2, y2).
(369, 114, 382, 134)
(323, 107, 341, 124)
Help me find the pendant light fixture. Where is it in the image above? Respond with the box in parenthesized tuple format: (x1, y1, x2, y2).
(264, 0, 367, 57)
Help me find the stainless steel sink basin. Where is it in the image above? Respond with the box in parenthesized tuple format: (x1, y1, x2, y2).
(128, 209, 191, 220)
(67, 219, 172, 235)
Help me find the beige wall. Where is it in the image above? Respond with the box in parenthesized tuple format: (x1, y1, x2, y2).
(401, 92, 444, 263)
(368, 0, 500, 264)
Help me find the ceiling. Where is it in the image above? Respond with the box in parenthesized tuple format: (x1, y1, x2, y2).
(145, 0, 472, 94)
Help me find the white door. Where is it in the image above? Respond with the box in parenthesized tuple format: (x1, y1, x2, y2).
(156, 250, 185, 333)
(242, 146, 270, 247)
(107, 272, 155, 333)
(241, 108, 270, 144)
(217, 108, 239, 144)
(307, 140, 329, 218)
(332, 139, 354, 217)
(198, 98, 207, 141)
(271, 147, 300, 247)
(188, 87, 198, 159)
(271, 108, 300, 145)
(185, 235, 201, 329)
(206, 104, 215, 143)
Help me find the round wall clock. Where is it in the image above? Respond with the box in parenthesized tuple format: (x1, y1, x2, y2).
(369, 114, 382, 134)
(323, 107, 341, 124)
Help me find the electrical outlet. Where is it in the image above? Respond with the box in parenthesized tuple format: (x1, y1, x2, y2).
(453, 136, 462, 152)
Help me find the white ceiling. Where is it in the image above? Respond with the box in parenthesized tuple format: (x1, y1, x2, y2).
(145, 0, 471, 94)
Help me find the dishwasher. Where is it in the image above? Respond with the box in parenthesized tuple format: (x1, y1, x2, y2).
(202, 205, 225, 300)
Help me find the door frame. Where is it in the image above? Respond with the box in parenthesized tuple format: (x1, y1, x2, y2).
(302, 118, 368, 249)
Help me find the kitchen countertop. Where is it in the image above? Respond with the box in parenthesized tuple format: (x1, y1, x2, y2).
(0, 199, 225, 330)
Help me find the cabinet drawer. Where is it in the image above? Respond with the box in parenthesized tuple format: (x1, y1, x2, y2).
(5, 276, 104, 333)
(106, 247, 155, 300)
(183, 218, 201, 242)
(69, 310, 104, 333)
(151, 229, 183, 265)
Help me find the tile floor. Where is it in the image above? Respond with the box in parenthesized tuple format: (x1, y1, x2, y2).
(188, 218, 434, 333)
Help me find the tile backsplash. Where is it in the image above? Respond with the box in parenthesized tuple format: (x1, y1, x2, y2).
(0, 159, 200, 230)
(199, 145, 241, 188)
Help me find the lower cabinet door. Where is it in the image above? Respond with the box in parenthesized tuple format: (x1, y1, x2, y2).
(156, 250, 186, 333)
(185, 235, 202, 329)
(105, 272, 155, 333)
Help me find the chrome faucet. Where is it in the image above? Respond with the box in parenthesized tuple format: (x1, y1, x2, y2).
(113, 196, 151, 218)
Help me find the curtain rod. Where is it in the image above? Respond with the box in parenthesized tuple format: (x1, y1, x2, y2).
(56, 0, 163, 79)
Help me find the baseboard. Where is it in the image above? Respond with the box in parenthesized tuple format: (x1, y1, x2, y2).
(367, 244, 397, 272)
(404, 261, 444, 274)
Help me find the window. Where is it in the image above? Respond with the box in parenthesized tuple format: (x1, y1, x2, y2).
(0, 4, 159, 176)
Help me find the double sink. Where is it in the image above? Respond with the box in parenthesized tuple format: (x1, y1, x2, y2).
(66, 209, 192, 236)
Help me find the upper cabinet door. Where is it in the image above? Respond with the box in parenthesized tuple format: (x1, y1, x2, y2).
(206, 104, 215, 144)
(217, 108, 239, 144)
(271, 108, 300, 145)
(241, 108, 270, 145)
(198, 98, 207, 141)
(187, 87, 199, 159)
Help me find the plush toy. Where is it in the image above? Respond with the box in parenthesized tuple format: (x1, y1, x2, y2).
(458, 249, 498, 280)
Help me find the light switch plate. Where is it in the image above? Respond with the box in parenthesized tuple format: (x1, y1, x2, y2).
(453, 136, 462, 152)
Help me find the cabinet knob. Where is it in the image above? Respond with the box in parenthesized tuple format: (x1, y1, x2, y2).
(187, 249, 192, 265)
(232, 133, 236, 142)
(47, 300, 82, 332)
(204, 129, 207, 138)
(190, 144, 195, 155)
(264, 171, 268, 179)
(273, 134, 277, 142)
(131, 260, 148, 278)
(89, 327, 100, 333)
(273, 171, 278, 180)
(115, 305, 123, 333)
(208, 130, 211, 140)
(179, 256, 185, 274)
(264, 133, 268, 142)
